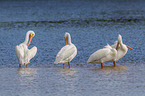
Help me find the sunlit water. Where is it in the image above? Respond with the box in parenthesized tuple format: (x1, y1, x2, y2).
(0, 0, 145, 96)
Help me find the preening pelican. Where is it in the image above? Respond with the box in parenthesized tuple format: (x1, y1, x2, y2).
(15, 30, 37, 67)
(54, 32, 77, 69)
(87, 44, 117, 69)
(111, 34, 134, 65)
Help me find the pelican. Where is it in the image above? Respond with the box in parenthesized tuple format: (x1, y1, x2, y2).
(87, 44, 117, 69)
(15, 30, 37, 67)
(111, 34, 134, 66)
(54, 32, 77, 69)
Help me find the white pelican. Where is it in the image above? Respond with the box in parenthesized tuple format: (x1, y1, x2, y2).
(87, 44, 117, 69)
(54, 32, 77, 69)
(111, 34, 134, 66)
(15, 30, 37, 67)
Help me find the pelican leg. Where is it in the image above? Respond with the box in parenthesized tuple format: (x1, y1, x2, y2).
(63, 64, 65, 69)
(19, 64, 21, 67)
(101, 63, 103, 69)
(113, 61, 116, 67)
(68, 62, 71, 69)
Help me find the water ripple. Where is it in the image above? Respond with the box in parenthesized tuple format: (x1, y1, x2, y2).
(0, 16, 144, 27)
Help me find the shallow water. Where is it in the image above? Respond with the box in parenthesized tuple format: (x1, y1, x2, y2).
(0, 0, 145, 96)
(0, 64, 145, 96)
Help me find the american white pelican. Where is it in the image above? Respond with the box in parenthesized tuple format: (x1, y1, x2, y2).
(87, 44, 117, 69)
(111, 34, 134, 66)
(54, 32, 77, 69)
(15, 30, 37, 67)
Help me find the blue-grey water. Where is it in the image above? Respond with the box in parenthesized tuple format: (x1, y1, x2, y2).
(0, 0, 145, 96)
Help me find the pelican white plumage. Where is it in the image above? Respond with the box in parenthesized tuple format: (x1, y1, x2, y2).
(111, 34, 134, 65)
(54, 32, 77, 69)
(87, 44, 117, 69)
(15, 30, 37, 67)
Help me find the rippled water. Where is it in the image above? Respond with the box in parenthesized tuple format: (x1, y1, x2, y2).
(0, 0, 145, 96)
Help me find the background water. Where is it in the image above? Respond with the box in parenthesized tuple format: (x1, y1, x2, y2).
(0, 0, 145, 96)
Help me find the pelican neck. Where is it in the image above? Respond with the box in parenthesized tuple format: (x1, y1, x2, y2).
(67, 34, 72, 45)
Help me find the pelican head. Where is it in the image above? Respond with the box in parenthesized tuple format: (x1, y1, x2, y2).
(116, 34, 134, 50)
(64, 32, 71, 45)
(26, 30, 35, 46)
(118, 34, 122, 43)
(116, 34, 122, 50)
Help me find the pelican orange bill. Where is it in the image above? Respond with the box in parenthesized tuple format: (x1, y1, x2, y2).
(27, 34, 33, 46)
(126, 45, 134, 50)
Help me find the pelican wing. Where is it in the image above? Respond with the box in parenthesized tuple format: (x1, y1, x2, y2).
(25, 46, 37, 63)
(55, 44, 76, 64)
(87, 48, 111, 63)
(15, 45, 24, 64)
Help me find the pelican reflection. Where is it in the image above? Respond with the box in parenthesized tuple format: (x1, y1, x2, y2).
(89, 65, 128, 73)
(17, 67, 37, 76)
(16, 67, 39, 96)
